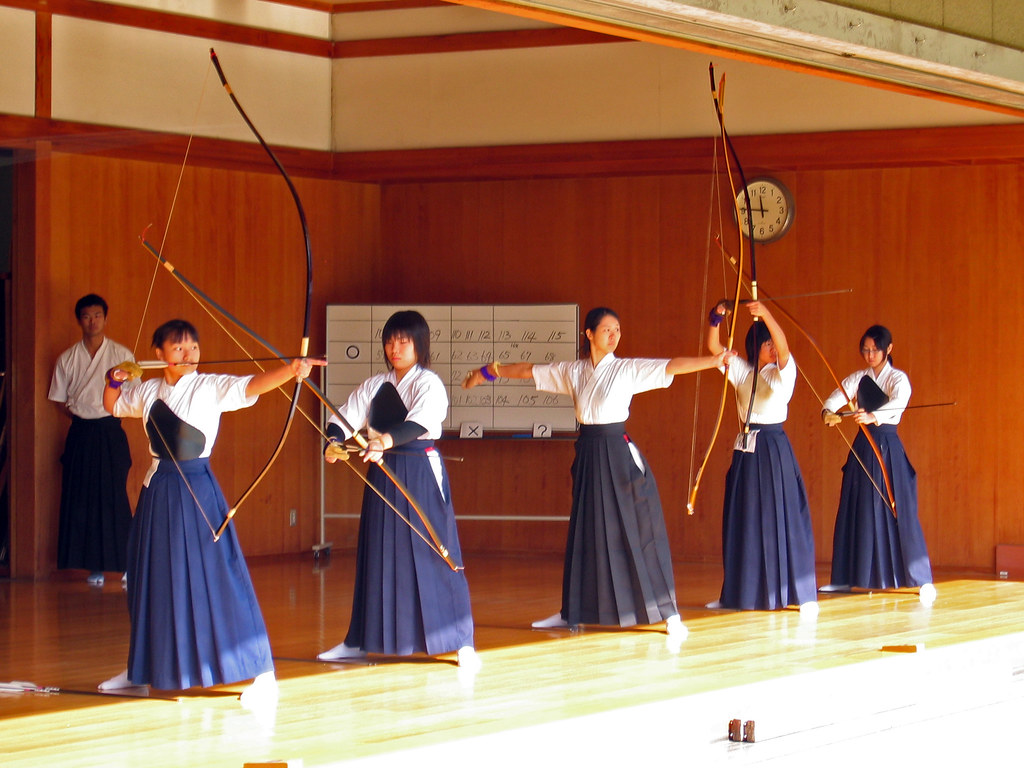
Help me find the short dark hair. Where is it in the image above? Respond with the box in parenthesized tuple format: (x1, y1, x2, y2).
(381, 310, 431, 369)
(152, 319, 199, 349)
(75, 294, 108, 318)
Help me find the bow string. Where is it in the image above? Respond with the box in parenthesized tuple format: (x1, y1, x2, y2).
(686, 65, 752, 515)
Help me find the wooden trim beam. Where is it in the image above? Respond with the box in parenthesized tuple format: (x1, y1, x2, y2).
(2, 0, 618, 60)
(6, 0, 331, 57)
(0, 115, 336, 179)
(332, 25, 624, 57)
(331, 0, 450, 12)
(5, 115, 1024, 183)
(332, 123, 1024, 182)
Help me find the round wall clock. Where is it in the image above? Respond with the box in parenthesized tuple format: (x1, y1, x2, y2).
(734, 177, 794, 244)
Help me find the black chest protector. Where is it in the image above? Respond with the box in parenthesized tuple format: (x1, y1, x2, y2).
(146, 399, 207, 461)
(857, 376, 889, 413)
(368, 382, 409, 434)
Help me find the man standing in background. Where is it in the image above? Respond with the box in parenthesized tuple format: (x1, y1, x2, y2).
(48, 294, 133, 585)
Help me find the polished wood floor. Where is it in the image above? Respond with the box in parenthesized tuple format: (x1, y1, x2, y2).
(2, 554, 1023, 767)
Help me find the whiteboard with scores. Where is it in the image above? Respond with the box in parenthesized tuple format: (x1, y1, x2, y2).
(325, 304, 579, 435)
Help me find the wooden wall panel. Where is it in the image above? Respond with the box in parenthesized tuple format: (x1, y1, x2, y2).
(376, 162, 1023, 573)
(20, 130, 1024, 576)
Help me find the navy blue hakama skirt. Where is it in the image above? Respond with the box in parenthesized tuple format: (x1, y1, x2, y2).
(561, 423, 678, 627)
(719, 423, 817, 610)
(829, 424, 932, 589)
(344, 441, 474, 656)
(126, 458, 273, 689)
(57, 416, 132, 572)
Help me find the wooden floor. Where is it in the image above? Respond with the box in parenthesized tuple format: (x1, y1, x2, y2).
(2, 554, 1023, 767)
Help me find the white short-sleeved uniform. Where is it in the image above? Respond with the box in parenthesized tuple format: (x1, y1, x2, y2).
(49, 337, 134, 419)
(724, 355, 796, 425)
(48, 336, 135, 573)
(113, 371, 255, 484)
(328, 365, 448, 492)
(823, 361, 911, 424)
(532, 353, 673, 424)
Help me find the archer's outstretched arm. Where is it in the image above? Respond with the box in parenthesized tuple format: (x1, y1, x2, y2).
(462, 361, 534, 389)
(245, 358, 324, 398)
(666, 349, 734, 376)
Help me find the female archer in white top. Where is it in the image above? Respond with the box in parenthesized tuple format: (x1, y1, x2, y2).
(319, 310, 479, 672)
(820, 324, 934, 604)
(100, 319, 320, 710)
(464, 306, 732, 640)
(706, 300, 817, 615)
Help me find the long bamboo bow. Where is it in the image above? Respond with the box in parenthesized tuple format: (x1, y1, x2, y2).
(207, 48, 311, 538)
(686, 64, 754, 515)
(134, 51, 460, 569)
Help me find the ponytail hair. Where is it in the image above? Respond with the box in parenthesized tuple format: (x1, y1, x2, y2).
(860, 325, 893, 365)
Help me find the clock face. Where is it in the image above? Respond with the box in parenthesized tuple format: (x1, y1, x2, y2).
(735, 177, 794, 243)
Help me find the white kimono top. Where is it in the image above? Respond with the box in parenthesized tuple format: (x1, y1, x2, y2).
(328, 365, 448, 494)
(49, 337, 134, 420)
(723, 356, 797, 425)
(532, 354, 672, 471)
(532, 354, 673, 426)
(823, 361, 911, 425)
(112, 371, 256, 484)
(328, 365, 447, 440)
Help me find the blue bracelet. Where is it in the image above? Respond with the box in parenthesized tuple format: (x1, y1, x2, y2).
(708, 309, 725, 327)
(480, 365, 496, 382)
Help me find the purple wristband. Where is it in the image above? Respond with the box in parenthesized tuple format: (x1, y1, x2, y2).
(480, 365, 497, 382)
(709, 309, 725, 327)
(105, 368, 124, 389)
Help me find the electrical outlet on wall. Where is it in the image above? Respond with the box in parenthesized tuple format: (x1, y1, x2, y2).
(289, 509, 297, 527)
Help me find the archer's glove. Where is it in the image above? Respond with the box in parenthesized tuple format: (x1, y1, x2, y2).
(114, 361, 143, 381)
(324, 440, 351, 462)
